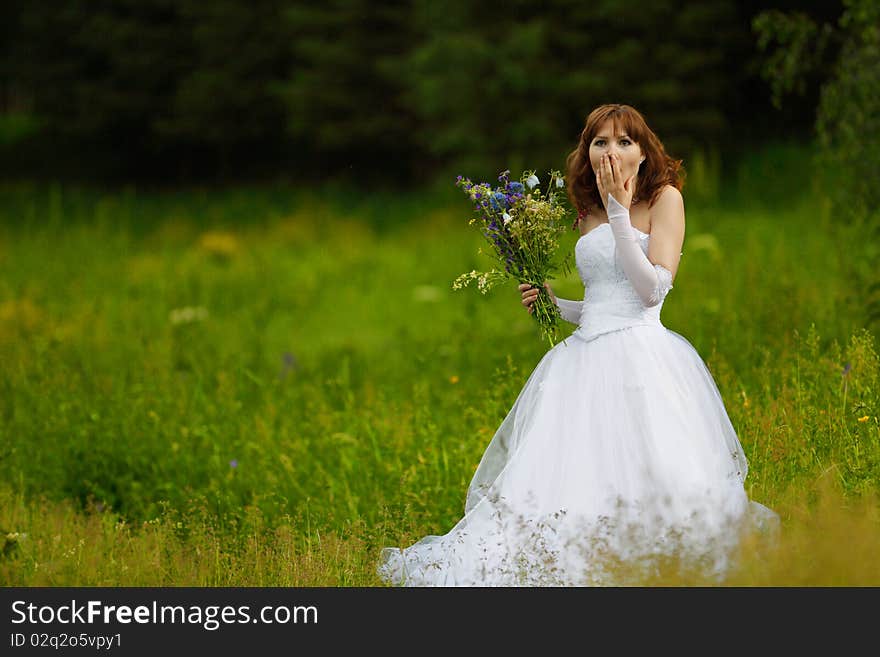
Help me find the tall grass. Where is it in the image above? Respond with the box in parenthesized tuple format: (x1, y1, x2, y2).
(1, 141, 878, 585)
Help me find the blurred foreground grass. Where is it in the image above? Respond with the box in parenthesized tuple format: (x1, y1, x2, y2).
(1, 142, 878, 585)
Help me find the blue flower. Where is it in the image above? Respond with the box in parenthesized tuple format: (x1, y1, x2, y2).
(489, 191, 508, 211)
(278, 351, 299, 380)
(508, 182, 524, 193)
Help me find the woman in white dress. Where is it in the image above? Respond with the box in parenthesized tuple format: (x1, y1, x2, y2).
(377, 103, 778, 586)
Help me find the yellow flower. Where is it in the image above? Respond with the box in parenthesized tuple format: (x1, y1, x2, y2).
(197, 231, 240, 259)
(449, 375, 459, 384)
(857, 415, 869, 422)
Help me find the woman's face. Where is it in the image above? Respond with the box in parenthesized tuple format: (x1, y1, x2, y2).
(588, 119, 644, 191)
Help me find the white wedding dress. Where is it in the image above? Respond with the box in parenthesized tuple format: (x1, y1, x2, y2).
(377, 218, 778, 586)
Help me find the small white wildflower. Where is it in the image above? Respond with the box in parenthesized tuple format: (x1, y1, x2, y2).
(452, 270, 478, 290)
(556, 176, 564, 188)
(526, 174, 540, 189)
(503, 212, 512, 224)
(169, 306, 209, 325)
(477, 273, 490, 294)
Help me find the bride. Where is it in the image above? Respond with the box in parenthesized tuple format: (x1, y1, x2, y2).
(377, 103, 778, 586)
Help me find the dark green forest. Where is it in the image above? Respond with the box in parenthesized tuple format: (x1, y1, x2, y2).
(0, 0, 845, 186)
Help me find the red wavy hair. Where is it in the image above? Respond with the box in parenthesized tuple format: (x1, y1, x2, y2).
(565, 104, 685, 230)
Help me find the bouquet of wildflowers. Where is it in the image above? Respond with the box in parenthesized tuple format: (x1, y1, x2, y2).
(453, 168, 572, 347)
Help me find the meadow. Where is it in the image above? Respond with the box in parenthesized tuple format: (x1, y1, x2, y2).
(1, 141, 878, 586)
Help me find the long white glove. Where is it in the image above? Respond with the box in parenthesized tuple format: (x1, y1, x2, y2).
(554, 296, 583, 325)
(606, 193, 674, 308)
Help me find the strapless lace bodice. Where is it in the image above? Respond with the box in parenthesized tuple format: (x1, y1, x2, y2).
(570, 223, 674, 343)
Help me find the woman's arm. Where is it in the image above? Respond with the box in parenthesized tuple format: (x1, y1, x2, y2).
(606, 187, 684, 307)
(554, 296, 583, 325)
(520, 283, 583, 325)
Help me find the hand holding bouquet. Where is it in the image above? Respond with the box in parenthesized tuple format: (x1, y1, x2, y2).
(453, 168, 572, 347)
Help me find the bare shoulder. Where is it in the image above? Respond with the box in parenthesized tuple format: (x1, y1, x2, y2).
(647, 185, 685, 279)
(649, 185, 685, 232)
(654, 184, 684, 210)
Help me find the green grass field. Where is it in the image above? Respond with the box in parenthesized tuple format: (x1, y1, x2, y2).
(1, 142, 878, 585)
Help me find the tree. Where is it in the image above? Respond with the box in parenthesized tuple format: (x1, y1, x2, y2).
(155, 0, 292, 180)
(12, 0, 191, 178)
(277, 0, 420, 184)
(753, 0, 880, 327)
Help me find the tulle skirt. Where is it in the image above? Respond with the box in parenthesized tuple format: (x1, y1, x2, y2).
(377, 324, 779, 586)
